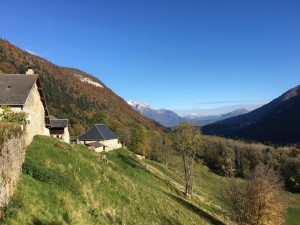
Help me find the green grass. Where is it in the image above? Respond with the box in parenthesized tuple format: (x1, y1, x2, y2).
(2, 136, 299, 224)
(285, 192, 300, 225)
(2, 136, 226, 225)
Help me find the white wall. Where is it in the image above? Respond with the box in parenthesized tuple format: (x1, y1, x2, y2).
(102, 139, 122, 151)
(63, 127, 70, 143)
(81, 139, 122, 152)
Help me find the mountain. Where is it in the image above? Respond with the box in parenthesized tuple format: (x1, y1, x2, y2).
(220, 108, 249, 119)
(128, 99, 249, 127)
(189, 108, 249, 126)
(127, 100, 183, 127)
(0, 39, 162, 136)
(203, 85, 300, 144)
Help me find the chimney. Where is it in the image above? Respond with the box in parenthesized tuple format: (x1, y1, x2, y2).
(26, 67, 34, 75)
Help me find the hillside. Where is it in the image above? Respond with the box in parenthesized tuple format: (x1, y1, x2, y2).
(2, 136, 227, 225)
(0, 39, 163, 137)
(202, 85, 300, 144)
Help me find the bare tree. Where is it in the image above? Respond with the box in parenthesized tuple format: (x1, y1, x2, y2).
(171, 122, 202, 196)
(224, 163, 287, 225)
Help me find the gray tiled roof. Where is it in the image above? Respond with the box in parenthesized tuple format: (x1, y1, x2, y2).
(0, 74, 38, 105)
(77, 124, 118, 141)
(49, 115, 69, 128)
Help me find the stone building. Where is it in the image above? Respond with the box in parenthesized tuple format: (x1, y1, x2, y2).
(49, 116, 70, 143)
(0, 69, 69, 144)
(77, 124, 122, 152)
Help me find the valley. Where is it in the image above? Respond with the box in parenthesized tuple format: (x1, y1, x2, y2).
(0, 39, 299, 225)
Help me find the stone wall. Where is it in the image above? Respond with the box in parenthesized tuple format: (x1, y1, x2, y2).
(102, 139, 122, 151)
(63, 127, 70, 143)
(82, 139, 122, 152)
(0, 124, 24, 218)
(23, 82, 49, 145)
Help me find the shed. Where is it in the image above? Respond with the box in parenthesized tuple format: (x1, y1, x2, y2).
(77, 124, 121, 152)
(49, 116, 70, 143)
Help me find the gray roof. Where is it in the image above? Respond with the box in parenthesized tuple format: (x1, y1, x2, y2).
(49, 115, 69, 128)
(0, 74, 39, 105)
(77, 124, 118, 141)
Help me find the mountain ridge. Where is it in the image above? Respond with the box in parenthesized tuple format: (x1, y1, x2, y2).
(128, 100, 249, 127)
(203, 85, 300, 144)
(128, 100, 183, 127)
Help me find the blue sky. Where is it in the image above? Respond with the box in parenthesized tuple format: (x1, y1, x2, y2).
(1, 0, 300, 115)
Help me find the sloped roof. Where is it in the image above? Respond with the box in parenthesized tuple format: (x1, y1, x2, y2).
(0, 74, 39, 105)
(77, 124, 118, 141)
(49, 115, 69, 128)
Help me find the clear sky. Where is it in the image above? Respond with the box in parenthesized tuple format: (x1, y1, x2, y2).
(1, 0, 300, 115)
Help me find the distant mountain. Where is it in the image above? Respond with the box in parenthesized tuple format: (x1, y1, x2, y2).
(203, 85, 300, 144)
(128, 100, 183, 127)
(0, 39, 162, 137)
(128, 100, 248, 127)
(220, 108, 249, 119)
(187, 108, 249, 126)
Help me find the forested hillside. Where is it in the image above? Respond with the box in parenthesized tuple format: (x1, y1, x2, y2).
(0, 39, 163, 137)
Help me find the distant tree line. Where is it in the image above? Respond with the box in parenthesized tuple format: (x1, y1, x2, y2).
(201, 136, 300, 193)
(116, 123, 172, 166)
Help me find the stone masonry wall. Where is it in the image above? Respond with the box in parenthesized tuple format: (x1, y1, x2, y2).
(23, 82, 49, 145)
(0, 125, 24, 218)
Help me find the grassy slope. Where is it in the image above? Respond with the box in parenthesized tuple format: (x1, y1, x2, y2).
(2, 136, 299, 224)
(285, 192, 300, 225)
(2, 136, 226, 225)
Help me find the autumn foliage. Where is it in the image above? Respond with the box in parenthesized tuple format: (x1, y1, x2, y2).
(0, 39, 163, 139)
(224, 164, 287, 225)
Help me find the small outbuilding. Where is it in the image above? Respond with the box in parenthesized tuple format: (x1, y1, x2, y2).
(49, 116, 70, 143)
(77, 124, 122, 152)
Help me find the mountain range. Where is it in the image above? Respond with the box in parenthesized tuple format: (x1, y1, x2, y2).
(128, 100, 249, 127)
(1, 39, 299, 145)
(188, 108, 249, 126)
(203, 85, 300, 144)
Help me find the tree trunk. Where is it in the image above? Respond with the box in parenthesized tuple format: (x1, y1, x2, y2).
(183, 155, 193, 196)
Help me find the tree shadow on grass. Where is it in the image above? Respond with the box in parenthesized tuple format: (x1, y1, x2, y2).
(31, 217, 63, 225)
(117, 153, 144, 169)
(165, 192, 225, 225)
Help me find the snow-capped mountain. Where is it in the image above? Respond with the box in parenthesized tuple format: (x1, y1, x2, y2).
(128, 100, 249, 127)
(127, 100, 183, 127)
